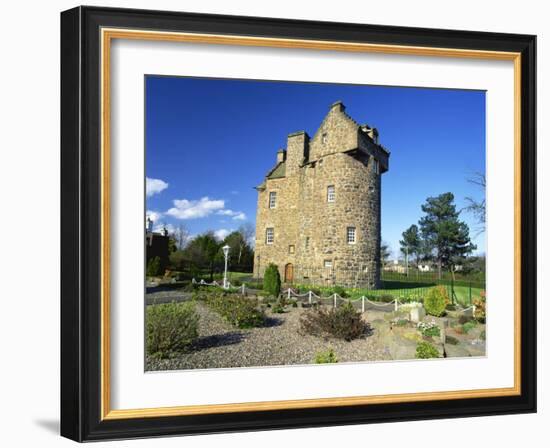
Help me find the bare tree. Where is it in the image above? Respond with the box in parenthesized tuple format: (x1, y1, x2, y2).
(464, 172, 486, 235)
(173, 224, 190, 250)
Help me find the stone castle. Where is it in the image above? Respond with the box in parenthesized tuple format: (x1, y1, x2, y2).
(253, 101, 389, 288)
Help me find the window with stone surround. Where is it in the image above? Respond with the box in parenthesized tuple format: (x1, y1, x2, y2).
(288, 245, 295, 254)
(269, 191, 277, 208)
(266, 228, 274, 245)
(347, 226, 356, 244)
(327, 185, 335, 202)
(324, 260, 332, 268)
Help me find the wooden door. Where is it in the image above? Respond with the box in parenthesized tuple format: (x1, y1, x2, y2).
(284, 263, 294, 283)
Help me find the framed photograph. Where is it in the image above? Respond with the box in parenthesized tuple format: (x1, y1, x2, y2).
(60, 6, 536, 441)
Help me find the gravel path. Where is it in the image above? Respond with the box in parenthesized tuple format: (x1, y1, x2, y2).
(146, 302, 391, 371)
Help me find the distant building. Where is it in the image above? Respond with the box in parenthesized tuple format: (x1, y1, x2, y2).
(145, 217, 169, 274)
(253, 101, 390, 287)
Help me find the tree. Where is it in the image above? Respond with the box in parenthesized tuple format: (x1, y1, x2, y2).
(418, 192, 476, 280)
(183, 232, 221, 281)
(464, 172, 486, 235)
(380, 241, 391, 267)
(264, 263, 281, 297)
(399, 224, 422, 269)
(172, 224, 190, 250)
(146, 256, 162, 277)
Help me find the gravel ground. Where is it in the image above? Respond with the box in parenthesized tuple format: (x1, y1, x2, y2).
(146, 302, 392, 371)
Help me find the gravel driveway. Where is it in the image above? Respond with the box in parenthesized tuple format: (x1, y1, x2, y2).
(146, 302, 391, 371)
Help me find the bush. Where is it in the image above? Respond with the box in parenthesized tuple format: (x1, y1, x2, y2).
(331, 286, 348, 298)
(146, 301, 199, 358)
(264, 264, 281, 297)
(300, 303, 368, 341)
(206, 293, 266, 328)
(417, 321, 441, 337)
(146, 256, 163, 277)
(315, 348, 338, 364)
(424, 286, 449, 317)
(415, 341, 440, 359)
(271, 300, 286, 314)
(474, 291, 486, 323)
(480, 329, 486, 341)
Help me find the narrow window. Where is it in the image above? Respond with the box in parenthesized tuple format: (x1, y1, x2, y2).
(347, 227, 356, 244)
(266, 228, 274, 245)
(327, 185, 335, 202)
(305, 236, 310, 249)
(289, 245, 295, 254)
(373, 159, 380, 175)
(322, 132, 328, 144)
(269, 191, 277, 209)
(324, 260, 333, 268)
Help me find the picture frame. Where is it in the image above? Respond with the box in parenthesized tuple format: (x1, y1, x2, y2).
(60, 5, 536, 442)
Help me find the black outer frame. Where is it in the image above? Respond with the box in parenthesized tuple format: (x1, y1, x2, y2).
(60, 6, 537, 442)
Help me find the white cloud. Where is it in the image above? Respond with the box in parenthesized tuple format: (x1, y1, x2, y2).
(214, 228, 232, 241)
(146, 210, 163, 224)
(166, 197, 225, 220)
(146, 177, 168, 197)
(216, 209, 247, 220)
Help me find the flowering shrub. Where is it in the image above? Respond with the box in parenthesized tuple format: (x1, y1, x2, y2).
(417, 321, 441, 337)
(474, 290, 486, 323)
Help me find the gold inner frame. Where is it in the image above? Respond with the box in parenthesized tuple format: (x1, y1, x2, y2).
(100, 28, 522, 420)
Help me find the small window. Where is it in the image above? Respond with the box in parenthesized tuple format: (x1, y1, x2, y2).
(269, 191, 277, 209)
(347, 227, 356, 244)
(289, 245, 295, 254)
(305, 237, 310, 249)
(327, 185, 335, 202)
(373, 159, 380, 175)
(322, 132, 328, 144)
(266, 228, 274, 245)
(324, 260, 332, 268)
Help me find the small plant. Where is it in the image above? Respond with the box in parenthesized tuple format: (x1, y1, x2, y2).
(300, 302, 368, 341)
(146, 301, 199, 359)
(480, 329, 486, 341)
(264, 263, 281, 297)
(315, 348, 338, 364)
(271, 300, 285, 314)
(394, 319, 410, 327)
(331, 286, 348, 298)
(417, 321, 441, 337)
(415, 341, 440, 359)
(146, 256, 163, 277)
(474, 290, 487, 323)
(462, 320, 477, 334)
(424, 286, 449, 317)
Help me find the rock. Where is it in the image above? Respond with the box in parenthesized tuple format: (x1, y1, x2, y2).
(444, 344, 470, 358)
(409, 306, 425, 323)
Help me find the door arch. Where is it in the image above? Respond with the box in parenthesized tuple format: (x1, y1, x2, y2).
(284, 263, 294, 283)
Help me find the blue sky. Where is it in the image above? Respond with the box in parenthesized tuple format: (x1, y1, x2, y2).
(145, 76, 486, 257)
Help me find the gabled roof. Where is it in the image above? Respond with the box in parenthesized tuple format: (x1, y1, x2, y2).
(266, 161, 286, 179)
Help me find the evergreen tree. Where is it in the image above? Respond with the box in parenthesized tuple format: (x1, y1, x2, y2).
(418, 192, 476, 279)
(264, 263, 281, 297)
(399, 224, 422, 268)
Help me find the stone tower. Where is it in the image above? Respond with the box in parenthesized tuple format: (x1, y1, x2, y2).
(253, 101, 389, 288)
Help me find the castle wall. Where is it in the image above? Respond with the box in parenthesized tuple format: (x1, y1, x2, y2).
(254, 102, 385, 288)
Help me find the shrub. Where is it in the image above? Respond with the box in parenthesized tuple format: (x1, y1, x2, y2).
(264, 263, 281, 297)
(271, 300, 286, 314)
(474, 291, 486, 323)
(424, 286, 449, 317)
(146, 256, 163, 277)
(480, 329, 486, 341)
(300, 303, 368, 341)
(415, 341, 440, 359)
(331, 286, 348, 298)
(146, 301, 199, 358)
(315, 348, 338, 364)
(206, 293, 266, 328)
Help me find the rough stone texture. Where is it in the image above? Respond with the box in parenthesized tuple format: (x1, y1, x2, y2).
(254, 101, 390, 288)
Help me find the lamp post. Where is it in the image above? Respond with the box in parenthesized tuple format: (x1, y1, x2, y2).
(222, 245, 230, 289)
